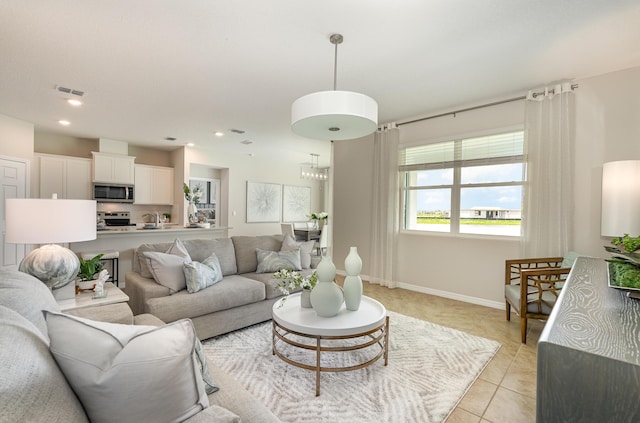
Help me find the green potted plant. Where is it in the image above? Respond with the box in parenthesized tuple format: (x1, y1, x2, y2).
(77, 253, 104, 289)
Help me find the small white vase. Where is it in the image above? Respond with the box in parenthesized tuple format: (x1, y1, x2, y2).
(187, 202, 198, 224)
(310, 256, 344, 317)
(343, 247, 363, 311)
(301, 289, 312, 308)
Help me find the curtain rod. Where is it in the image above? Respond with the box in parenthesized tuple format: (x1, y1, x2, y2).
(397, 83, 579, 127)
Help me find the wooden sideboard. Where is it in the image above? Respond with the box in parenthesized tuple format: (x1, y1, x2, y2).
(537, 257, 640, 422)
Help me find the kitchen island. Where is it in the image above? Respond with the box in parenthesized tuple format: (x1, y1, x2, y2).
(70, 226, 230, 286)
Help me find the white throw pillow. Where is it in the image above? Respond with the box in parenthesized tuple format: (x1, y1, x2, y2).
(143, 251, 190, 293)
(44, 311, 215, 423)
(184, 254, 224, 293)
(280, 235, 315, 269)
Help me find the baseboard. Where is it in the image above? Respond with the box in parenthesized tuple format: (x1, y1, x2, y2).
(335, 270, 504, 310)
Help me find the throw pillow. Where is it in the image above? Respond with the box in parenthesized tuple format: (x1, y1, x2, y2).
(44, 311, 217, 423)
(184, 254, 224, 294)
(167, 237, 190, 259)
(256, 248, 302, 273)
(280, 235, 315, 269)
(143, 251, 189, 293)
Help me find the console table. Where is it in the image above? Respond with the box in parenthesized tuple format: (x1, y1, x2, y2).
(537, 257, 640, 422)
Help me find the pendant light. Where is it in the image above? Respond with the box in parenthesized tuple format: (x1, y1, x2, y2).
(291, 34, 378, 141)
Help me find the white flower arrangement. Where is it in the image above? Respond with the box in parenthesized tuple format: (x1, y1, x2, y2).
(274, 269, 318, 307)
(308, 211, 328, 221)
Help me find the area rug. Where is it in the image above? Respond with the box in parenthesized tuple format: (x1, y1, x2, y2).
(203, 311, 500, 423)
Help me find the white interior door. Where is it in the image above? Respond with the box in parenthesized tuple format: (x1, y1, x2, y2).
(1, 156, 28, 268)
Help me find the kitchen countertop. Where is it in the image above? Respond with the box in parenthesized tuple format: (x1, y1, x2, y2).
(96, 225, 229, 236)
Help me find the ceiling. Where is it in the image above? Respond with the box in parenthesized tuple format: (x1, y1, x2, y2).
(2, 1, 640, 167)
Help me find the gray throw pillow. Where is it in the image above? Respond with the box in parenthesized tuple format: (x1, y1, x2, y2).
(184, 254, 224, 294)
(256, 248, 302, 273)
(44, 311, 213, 423)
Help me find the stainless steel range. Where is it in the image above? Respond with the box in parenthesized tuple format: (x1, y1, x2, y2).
(97, 211, 136, 230)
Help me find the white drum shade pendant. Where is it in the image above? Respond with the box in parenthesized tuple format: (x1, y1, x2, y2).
(292, 34, 378, 141)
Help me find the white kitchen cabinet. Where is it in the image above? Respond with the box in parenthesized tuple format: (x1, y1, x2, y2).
(134, 164, 174, 205)
(38, 154, 92, 199)
(92, 152, 135, 184)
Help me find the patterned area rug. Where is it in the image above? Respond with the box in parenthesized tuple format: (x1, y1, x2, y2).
(203, 311, 500, 423)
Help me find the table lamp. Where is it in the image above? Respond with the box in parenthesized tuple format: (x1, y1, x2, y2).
(5, 196, 96, 298)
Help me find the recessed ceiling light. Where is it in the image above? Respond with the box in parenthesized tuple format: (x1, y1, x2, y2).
(58, 120, 70, 126)
(230, 128, 245, 134)
(165, 137, 177, 141)
(67, 99, 83, 106)
(186, 142, 195, 147)
(214, 131, 224, 137)
(240, 140, 253, 145)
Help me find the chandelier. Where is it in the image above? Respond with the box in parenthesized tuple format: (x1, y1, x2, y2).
(300, 153, 329, 180)
(291, 33, 378, 141)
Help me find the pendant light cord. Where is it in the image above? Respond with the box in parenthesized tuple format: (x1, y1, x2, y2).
(329, 34, 343, 91)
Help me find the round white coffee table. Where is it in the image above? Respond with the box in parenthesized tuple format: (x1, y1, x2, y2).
(272, 293, 389, 396)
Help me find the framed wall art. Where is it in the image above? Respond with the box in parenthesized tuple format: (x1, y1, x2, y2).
(246, 181, 281, 223)
(282, 185, 311, 222)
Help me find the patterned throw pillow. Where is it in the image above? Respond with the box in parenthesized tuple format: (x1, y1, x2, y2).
(255, 248, 302, 273)
(183, 254, 224, 294)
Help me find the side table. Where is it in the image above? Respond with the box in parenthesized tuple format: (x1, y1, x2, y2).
(56, 282, 129, 312)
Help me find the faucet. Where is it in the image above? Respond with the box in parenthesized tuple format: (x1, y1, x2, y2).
(155, 211, 160, 226)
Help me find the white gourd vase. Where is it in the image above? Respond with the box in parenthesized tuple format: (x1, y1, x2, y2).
(343, 246, 363, 311)
(310, 256, 344, 317)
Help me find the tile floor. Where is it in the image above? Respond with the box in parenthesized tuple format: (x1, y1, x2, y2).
(356, 281, 540, 423)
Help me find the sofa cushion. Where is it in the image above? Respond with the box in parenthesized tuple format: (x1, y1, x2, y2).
(280, 235, 315, 269)
(0, 306, 88, 423)
(0, 269, 61, 339)
(231, 235, 283, 274)
(136, 238, 237, 278)
(184, 254, 224, 294)
(183, 239, 238, 276)
(256, 248, 302, 273)
(44, 312, 212, 423)
(144, 251, 190, 293)
(146, 275, 267, 322)
(244, 268, 316, 300)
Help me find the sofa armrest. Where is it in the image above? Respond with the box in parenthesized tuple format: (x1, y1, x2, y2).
(124, 271, 170, 315)
(65, 302, 133, 324)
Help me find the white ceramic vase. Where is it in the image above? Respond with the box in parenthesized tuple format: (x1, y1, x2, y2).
(310, 256, 344, 317)
(301, 289, 312, 308)
(343, 246, 363, 311)
(187, 202, 198, 224)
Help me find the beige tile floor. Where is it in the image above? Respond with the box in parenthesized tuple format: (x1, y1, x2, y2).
(355, 281, 540, 423)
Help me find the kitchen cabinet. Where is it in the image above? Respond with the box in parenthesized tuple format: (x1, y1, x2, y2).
(38, 154, 91, 199)
(92, 152, 135, 184)
(134, 164, 174, 205)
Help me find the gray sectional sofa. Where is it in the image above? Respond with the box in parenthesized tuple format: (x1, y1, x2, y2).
(0, 268, 281, 422)
(125, 235, 315, 340)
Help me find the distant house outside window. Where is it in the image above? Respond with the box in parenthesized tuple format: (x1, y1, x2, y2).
(400, 130, 525, 236)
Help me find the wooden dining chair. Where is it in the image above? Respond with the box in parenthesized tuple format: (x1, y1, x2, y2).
(504, 257, 572, 343)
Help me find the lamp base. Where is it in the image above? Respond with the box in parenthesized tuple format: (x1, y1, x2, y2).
(18, 244, 80, 291)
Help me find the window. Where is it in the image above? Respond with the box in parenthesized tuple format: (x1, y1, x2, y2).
(400, 130, 524, 236)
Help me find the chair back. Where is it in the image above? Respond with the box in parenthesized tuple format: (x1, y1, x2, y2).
(281, 223, 295, 238)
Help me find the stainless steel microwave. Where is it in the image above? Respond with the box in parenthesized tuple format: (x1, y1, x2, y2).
(93, 183, 134, 203)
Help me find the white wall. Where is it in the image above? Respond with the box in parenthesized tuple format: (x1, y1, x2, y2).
(184, 147, 326, 236)
(573, 66, 640, 257)
(0, 114, 34, 161)
(333, 65, 640, 308)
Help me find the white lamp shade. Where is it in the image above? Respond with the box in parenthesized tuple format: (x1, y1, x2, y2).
(5, 198, 97, 244)
(601, 160, 640, 237)
(291, 90, 378, 141)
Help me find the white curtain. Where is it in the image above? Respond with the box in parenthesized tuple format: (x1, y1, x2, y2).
(521, 83, 575, 257)
(369, 124, 399, 287)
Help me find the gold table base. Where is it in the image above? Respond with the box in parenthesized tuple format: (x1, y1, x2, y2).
(272, 315, 389, 396)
